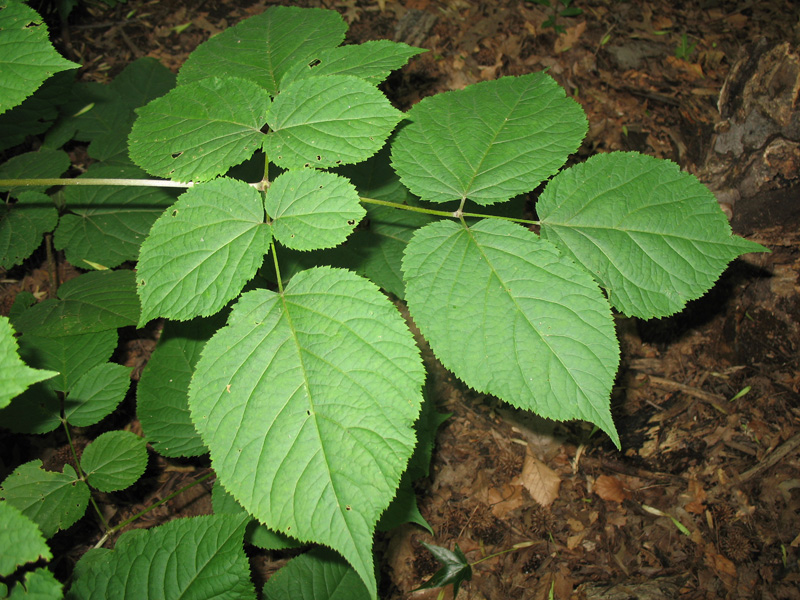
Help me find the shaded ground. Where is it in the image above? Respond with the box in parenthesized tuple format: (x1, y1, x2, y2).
(4, 0, 800, 598)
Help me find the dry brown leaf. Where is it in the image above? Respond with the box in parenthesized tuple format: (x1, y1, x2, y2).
(554, 21, 586, 53)
(516, 451, 561, 507)
(684, 479, 707, 515)
(594, 474, 629, 503)
(486, 483, 526, 519)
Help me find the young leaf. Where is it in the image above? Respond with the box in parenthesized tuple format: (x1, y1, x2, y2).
(403, 219, 620, 447)
(136, 178, 271, 326)
(414, 542, 472, 598)
(0, 316, 57, 409)
(263, 548, 370, 600)
(265, 169, 365, 251)
(64, 363, 131, 427)
(189, 267, 425, 598)
(0, 0, 79, 115)
(177, 5, 347, 95)
(128, 76, 270, 182)
(81, 430, 148, 492)
(0, 191, 58, 269)
(67, 513, 255, 600)
(537, 152, 770, 319)
(280, 40, 426, 88)
(391, 73, 587, 205)
(55, 164, 176, 269)
(0, 501, 52, 577)
(137, 316, 226, 458)
(0, 460, 89, 538)
(264, 75, 402, 170)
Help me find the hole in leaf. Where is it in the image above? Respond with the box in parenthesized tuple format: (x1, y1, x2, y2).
(140, 279, 146, 286)
(304, 163, 310, 168)
(345, 505, 351, 511)
(308, 58, 321, 68)
(316, 155, 321, 161)
(347, 219, 356, 225)
(171, 152, 182, 159)
(171, 210, 178, 217)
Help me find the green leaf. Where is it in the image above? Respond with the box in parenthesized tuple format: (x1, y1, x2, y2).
(280, 40, 426, 87)
(136, 178, 271, 325)
(128, 76, 270, 182)
(14, 270, 140, 336)
(391, 73, 587, 205)
(0, 0, 79, 116)
(414, 542, 472, 598)
(67, 513, 255, 600)
(264, 75, 402, 170)
(537, 152, 770, 319)
(64, 363, 131, 427)
(177, 5, 347, 95)
(0, 317, 57, 409)
(263, 548, 370, 600)
(55, 164, 176, 269)
(81, 430, 148, 492)
(0, 382, 60, 434)
(0, 148, 70, 197)
(6, 565, 62, 599)
(0, 191, 58, 269)
(211, 482, 303, 551)
(266, 169, 365, 251)
(15, 329, 116, 393)
(0, 460, 89, 538)
(189, 267, 425, 598)
(0, 501, 52, 577)
(137, 315, 225, 457)
(403, 219, 620, 447)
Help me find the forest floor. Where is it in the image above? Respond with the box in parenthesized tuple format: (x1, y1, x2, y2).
(5, 0, 800, 598)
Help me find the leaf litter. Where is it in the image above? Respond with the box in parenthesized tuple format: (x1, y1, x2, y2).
(1, 0, 799, 598)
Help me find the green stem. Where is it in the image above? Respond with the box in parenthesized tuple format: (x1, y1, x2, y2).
(0, 178, 196, 189)
(94, 471, 215, 549)
(61, 418, 110, 531)
(359, 196, 540, 226)
(271, 239, 284, 294)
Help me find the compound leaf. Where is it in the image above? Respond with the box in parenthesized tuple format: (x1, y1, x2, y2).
(178, 5, 346, 95)
(189, 267, 425, 598)
(0, 0, 79, 115)
(0, 460, 89, 539)
(81, 430, 148, 492)
(280, 40, 426, 87)
(137, 316, 225, 458)
(537, 152, 770, 319)
(266, 169, 364, 251)
(264, 75, 402, 170)
(0, 317, 57, 409)
(67, 513, 255, 600)
(136, 178, 271, 326)
(128, 77, 270, 182)
(391, 73, 587, 205)
(64, 363, 131, 427)
(263, 548, 370, 600)
(55, 164, 176, 269)
(403, 219, 620, 447)
(0, 501, 52, 578)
